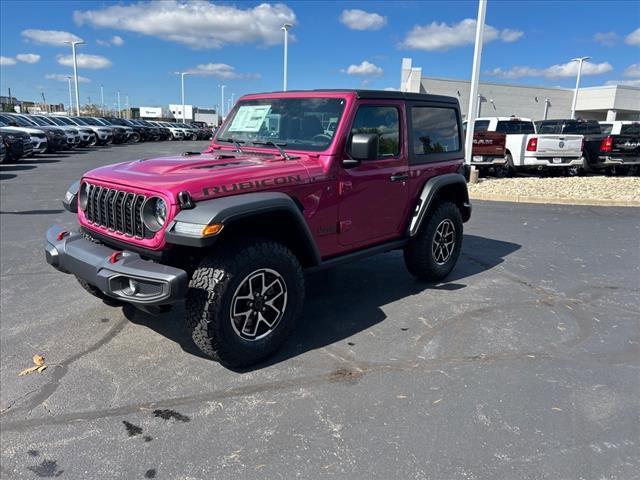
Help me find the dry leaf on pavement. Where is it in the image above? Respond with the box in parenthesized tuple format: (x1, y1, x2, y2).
(18, 355, 48, 377)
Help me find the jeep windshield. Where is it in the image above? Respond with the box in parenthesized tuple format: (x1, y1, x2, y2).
(216, 97, 346, 152)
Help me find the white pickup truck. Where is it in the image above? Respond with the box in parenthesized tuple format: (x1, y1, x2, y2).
(472, 117, 584, 175)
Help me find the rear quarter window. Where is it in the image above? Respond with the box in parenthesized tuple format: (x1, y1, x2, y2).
(411, 107, 460, 155)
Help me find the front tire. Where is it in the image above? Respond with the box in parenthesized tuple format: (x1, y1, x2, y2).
(186, 239, 304, 368)
(403, 202, 463, 281)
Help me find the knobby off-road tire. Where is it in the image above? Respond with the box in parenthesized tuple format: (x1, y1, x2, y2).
(186, 239, 305, 368)
(403, 201, 463, 281)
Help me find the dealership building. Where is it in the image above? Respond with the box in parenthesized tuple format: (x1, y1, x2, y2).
(400, 58, 640, 121)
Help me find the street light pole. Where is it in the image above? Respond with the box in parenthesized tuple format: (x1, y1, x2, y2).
(117, 90, 121, 118)
(570, 56, 590, 120)
(463, 0, 487, 166)
(281, 23, 292, 91)
(65, 40, 85, 116)
(100, 85, 104, 115)
(125, 95, 129, 119)
(219, 84, 226, 117)
(175, 72, 190, 122)
(231, 93, 236, 106)
(67, 76, 73, 115)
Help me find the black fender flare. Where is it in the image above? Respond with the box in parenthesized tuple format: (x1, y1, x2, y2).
(408, 173, 471, 237)
(165, 192, 321, 265)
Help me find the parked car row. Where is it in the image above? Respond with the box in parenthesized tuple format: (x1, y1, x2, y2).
(467, 117, 640, 177)
(0, 112, 214, 163)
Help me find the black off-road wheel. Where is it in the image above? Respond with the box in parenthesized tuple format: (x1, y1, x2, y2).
(403, 202, 463, 281)
(186, 239, 304, 368)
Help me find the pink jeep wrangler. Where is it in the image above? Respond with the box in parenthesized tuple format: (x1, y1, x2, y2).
(46, 90, 471, 367)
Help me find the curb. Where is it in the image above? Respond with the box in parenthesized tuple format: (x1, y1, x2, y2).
(468, 192, 640, 208)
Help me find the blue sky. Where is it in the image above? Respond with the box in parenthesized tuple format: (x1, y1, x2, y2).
(0, 0, 638, 110)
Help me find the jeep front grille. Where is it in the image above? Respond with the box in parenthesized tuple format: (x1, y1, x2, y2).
(83, 183, 146, 238)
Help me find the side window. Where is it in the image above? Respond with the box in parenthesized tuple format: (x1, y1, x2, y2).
(599, 123, 613, 135)
(350, 106, 400, 158)
(411, 107, 460, 155)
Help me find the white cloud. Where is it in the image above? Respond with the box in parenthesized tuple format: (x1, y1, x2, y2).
(16, 53, 41, 64)
(594, 31, 619, 47)
(186, 63, 260, 80)
(623, 63, 640, 78)
(57, 53, 112, 69)
(0, 56, 17, 66)
(21, 29, 83, 46)
(74, 1, 296, 49)
(339, 9, 387, 31)
(341, 60, 384, 76)
(401, 19, 523, 51)
(111, 35, 124, 47)
(45, 73, 91, 83)
(487, 60, 613, 79)
(606, 79, 640, 87)
(625, 27, 640, 46)
(500, 29, 524, 43)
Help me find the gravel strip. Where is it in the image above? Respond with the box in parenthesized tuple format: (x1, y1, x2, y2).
(468, 177, 640, 203)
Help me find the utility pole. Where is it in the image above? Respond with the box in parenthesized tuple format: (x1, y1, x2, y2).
(125, 95, 129, 119)
(67, 77, 73, 115)
(219, 84, 226, 118)
(281, 23, 292, 91)
(570, 56, 590, 120)
(65, 40, 85, 116)
(100, 84, 104, 115)
(117, 91, 121, 118)
(463, 0, 487, 166)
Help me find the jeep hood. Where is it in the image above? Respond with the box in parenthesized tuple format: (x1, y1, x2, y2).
(83, 151, 311, 202)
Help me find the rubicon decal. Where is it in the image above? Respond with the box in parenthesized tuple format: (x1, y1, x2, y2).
(203, 175, 302, 197)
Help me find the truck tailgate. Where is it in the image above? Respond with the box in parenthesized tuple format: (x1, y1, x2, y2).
(535, 135, 583, 156)
(472, 132, 506, 157)
(609, 135, 640, 156)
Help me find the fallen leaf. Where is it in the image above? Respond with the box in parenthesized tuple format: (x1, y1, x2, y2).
(33, 355, 45, 366)
(37, 365, 47, 373)
(551, 407, 563, 412)
(18, 366, 39, 376)
(433, 398, 443, 405)
(397, 395, 407, 399)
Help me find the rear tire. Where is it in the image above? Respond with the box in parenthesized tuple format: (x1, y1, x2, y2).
(185, 239, 304, 368)
(403, 202, 463, 281)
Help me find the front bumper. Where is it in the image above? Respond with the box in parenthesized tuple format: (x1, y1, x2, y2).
(32, 138, 48, 153)
(45, 225, 188, 306)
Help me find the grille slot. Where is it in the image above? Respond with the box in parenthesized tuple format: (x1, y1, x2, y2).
(83, 183, 147, 238)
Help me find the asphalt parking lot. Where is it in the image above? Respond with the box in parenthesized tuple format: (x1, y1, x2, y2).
(1, 142, 639, 480)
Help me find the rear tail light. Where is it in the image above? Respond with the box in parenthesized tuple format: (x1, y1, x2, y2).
(526, 137, 538, 152)
(600, 136, 613, 153)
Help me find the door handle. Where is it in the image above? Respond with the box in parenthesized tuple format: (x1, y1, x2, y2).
(390, 173, 409, 182)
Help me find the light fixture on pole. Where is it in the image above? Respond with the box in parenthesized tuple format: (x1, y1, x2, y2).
(175, 72, 190, 122)
(100, 84, 104, 115)
(463, 0, 487, 166)
(570, 56, 590, 120)
(66, 76, 73, 115)
(218, 84, 226, 117)
(281, 23, 292, 91)
(64, 40, 85, 116)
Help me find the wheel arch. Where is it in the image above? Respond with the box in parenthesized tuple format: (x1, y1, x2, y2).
(165, 192, 321, 268)
(408, 173, 471, 237)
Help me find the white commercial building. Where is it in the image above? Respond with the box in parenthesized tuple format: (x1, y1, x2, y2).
(400, 58, 640, 121)
(169, 104, 193, 121)
(138, 106, 163, 119)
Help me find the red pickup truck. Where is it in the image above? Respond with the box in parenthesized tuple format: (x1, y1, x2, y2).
(45, 90, 471, 367)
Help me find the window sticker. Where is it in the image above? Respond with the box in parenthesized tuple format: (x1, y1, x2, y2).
(228, 105, 272, 132)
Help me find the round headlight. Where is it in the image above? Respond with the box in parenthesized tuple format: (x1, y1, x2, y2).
(142, 197, 167, 232)
(79, 182, 89, 210)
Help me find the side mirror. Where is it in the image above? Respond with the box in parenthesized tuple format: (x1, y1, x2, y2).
(348, 133, 378, 164)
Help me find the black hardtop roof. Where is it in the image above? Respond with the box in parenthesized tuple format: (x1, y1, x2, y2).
(245, 89, 459, 105)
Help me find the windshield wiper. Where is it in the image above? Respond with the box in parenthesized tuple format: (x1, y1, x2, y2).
(252, 140, 290, 160)
(217, 137, 245, 153)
